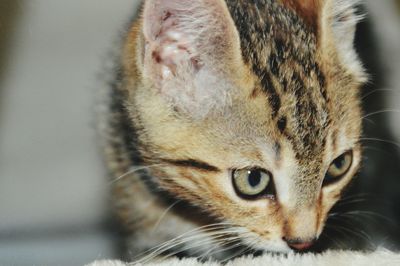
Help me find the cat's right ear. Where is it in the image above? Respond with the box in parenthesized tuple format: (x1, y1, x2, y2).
(140, 0, 244, 118)
(319, 0, 367, 82)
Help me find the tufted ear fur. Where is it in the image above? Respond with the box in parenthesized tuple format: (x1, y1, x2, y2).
(282, 0, 366, 82)
(320, 0, 366, 82)
(141, 0, 243, 118)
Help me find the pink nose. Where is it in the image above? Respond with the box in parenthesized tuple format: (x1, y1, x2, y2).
(283, 238, 316, 251)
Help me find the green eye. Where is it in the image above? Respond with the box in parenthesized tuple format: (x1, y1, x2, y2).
(323, 151, 353, 186)
(232, 168, 275, 199)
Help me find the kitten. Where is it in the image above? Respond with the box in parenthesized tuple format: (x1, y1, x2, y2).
(102, 0, 366, 261)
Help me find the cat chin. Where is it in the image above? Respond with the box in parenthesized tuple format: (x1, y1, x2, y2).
(249, 239, 292, 254)
(237, 229, 291, 254)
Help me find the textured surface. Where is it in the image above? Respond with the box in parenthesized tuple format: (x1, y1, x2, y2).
(87, 249, 400, 266)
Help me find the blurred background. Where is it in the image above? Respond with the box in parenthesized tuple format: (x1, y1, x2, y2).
(0, 1, 139, 265)
(0, 1, 399, 266)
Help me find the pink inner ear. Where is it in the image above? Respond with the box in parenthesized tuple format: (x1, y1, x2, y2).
(146, 8, 201, 78)
(143, 0, 191, 42)
(281, 0, 321, 30)
(141, 0, 241, 117)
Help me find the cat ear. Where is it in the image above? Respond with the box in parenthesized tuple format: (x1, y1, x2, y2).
(320, 0, 366, 82)
(141, 0, 243, 118)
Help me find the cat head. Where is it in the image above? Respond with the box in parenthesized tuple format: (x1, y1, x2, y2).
(124, 0, 366, 252)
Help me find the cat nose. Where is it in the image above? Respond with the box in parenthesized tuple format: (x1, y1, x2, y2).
(283, 237, 316, 251)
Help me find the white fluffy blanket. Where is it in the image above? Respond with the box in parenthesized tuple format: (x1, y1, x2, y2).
(87, 249, 400, 266)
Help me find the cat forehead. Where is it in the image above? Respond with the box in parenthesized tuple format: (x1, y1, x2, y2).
(226, 0, 330, 162)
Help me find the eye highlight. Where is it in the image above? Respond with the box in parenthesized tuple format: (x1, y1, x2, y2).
(232, 168, 275, 199)
(323, 151, 353, 186)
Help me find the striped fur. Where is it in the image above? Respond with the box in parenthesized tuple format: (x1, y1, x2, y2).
(101, 0, 366, 260)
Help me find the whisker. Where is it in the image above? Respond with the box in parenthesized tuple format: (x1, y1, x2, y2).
(336, 193, 380, 203)
(329, 223, 373, 245)
(107, 164, 164, 186)
(363, 118, 376, 125)
(363, 146, 391, 155)
(334, 198, 370, 207)
(143, 226, 249, 263)
(320, 229, 346, 248)
(361, 88, 397, 100)
(360, 137, 400, 150)
(151, 200, 182, 234)
(198, 238, 243, 260)
(220, 235, 257, 263)
(340, 193, 373, 199)
(339, 210, 397, 225)
(139, 231, 237, 263)
(362, 109, 400, 120)
(169, 234, 243, 261)
(324, 224, 359, 244)
(220, 245, 252, 263)
(200, 231, 256, 257)
(132, 223, 234, 263)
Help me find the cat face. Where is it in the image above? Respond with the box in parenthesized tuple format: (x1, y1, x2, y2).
(125, 0, 366, 252)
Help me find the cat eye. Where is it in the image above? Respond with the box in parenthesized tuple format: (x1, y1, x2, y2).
(232, 168, 275, 199)
(323, 151, 353, 186)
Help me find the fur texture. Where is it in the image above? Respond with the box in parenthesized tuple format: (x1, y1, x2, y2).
(101, 0, 367, 260)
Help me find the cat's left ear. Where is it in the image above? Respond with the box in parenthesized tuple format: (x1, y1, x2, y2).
(140, 0, 244, 118)
(319, 0, 366, 82)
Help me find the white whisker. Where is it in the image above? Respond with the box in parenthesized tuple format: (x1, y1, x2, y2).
(362, 109, 400, 120)
(132, 223, 234, 263)
(340, 210, 396, 224)
(361, 88, 397, 100)
(151, 200, 182, 234)
(107, 164, 163, 186)
(360, 137, 400, 149)
(320, 229, 346, 248)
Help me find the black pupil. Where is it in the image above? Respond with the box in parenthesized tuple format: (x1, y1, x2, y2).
(334, 155, 345, 169)
(248, 170, 261, 187)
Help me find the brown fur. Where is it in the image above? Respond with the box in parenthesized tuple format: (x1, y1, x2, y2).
(102, 0, 365, 259)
